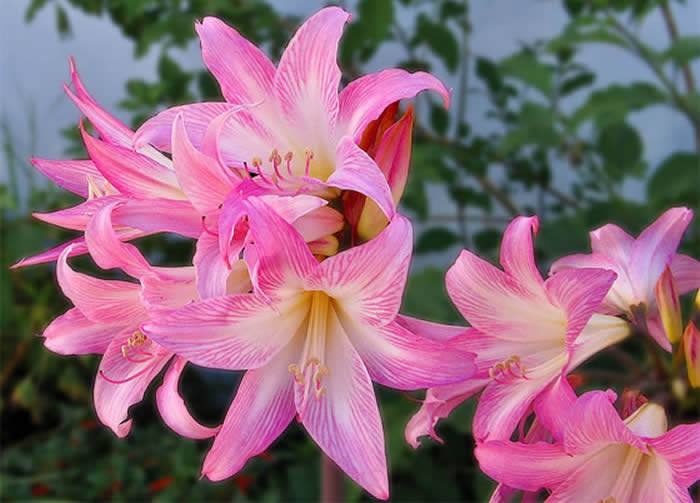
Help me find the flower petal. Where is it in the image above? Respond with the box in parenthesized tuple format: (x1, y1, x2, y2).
(196, 17, 276, 105)
(156, 356, 220, 439)
(309, 214, 411, 325)
(142, 294, 306, 370)
(590, 223, 634, 263)
(630, 207, 693, 302)
(337, 69, 449, 141)
(647, 423, 700, 488)
(326, 137, 395, 220)
(394, 314, 469, 342)
(85, 201, 153, 278)
(81, 123, 184, 200)
(544, 267, 617, 347)
(532, 375, 577, 442)
(563, 390, 648, 455)
(446, 249, 563, 342)
(297, 309, 389, 500)
(33, 196, 122, 231)
(499, 216, 547, 298)
(139, 268, 199, 313)
(566, 314, 632, 371)
(171, 113, 236, 215)
(134, 102, 235, 151)
(94, 337, 171, 437)
(42, 308, 114, 355)
(194, 230, 234, 299)
(30, 158, 104, 198)
(475, 440, 577, 492)
(338, 314, 476, 390)
(274, 7, 350, 145)
(111, 198, 202, 239)
(202, 341, 298, 480)
(670, 254, 700, 295)
(56, 247, 146, 324)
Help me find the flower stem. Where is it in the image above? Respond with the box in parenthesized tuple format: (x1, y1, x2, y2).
(321, 453, 344, 503)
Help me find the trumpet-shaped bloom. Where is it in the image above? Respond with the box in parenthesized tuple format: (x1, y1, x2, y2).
(551, 207, 700, 350)
(14, 60, 203, 268)
(134, 7, 449, 221)
(406, 216, 631, 446)
(42, 202, 227, 439)
(475, 391, 700, 502)
(143, 197, 475, 499)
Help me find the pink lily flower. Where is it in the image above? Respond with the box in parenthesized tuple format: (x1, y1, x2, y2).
(42, 202, 235, 439)
(143, 197, 475, 499)
(14, 59, 204, 268)
(134, 6, 449, 221)
(475, 390, 700, 502)
(551, 207, 700, 350)
(406, 216, 631, 446)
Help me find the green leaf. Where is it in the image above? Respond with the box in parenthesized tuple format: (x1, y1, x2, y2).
(500, 102, 559, 154)
(449, 186, 491, 210)
(473, 229, 501, 252)
(663, 35, 700, 65)
(357, 0, 394, 43)
(415, 227, 458, 254)
(440, 1, 467, 20)
(597, 122, 645, 180)
(414, 14, 460, 72)
(648, 152, 700, 211)
(25, 0, 49, 22)
(55, 4, 72, 37)
(548, 17, 629, 53)
(572, 82, 667, 129)
(559, 71, 595, 96)
(475, 57, 502, 93)
(499, 50, 553, 97)
(401, 267, 461, 323)
(430, 104, 449, 136)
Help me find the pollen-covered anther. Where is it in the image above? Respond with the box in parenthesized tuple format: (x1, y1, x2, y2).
(488, 355, 527, 383)
(288, 364, 304, 384)
(598, 498, 616, 503)
(251, 157, 263, 169)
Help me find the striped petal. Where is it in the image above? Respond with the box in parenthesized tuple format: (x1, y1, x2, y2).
(42, 308, 115, 355)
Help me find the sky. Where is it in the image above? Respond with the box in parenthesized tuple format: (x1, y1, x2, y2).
(1, 0, 698, 266)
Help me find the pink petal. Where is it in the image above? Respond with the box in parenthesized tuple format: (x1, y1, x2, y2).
(243, 197, 318, 298)
(373, 104, 413, 204)
(142, 294, 306, 370)
(337, 69, 449, 141)
(499, 216, 548, 298)
(670, 254, 700, 295)
(566, 314, 632, 371)
(274, 7, 350, 144)
(532, 375, 576, 442)
(193, 230, 233, 299)
(134, 102, 235, 152)
(42, 308, 114, 355)
(33, 196, 122, 231)
(544, 267, 617, 347)
(446, 249, 563, 341)
(646, 312, 674, 352)
(111, 198, 202, 238)
(56, 247, 146, 324)
(308, 214, 411, 326)
(297, 309, 389, 500)
(94, 337, 171, 437)
(590, 223, 634, 263)
(340, 315, 475, 390)
(156, 356, 220, 439)
(475, 440, 577, 492)
(563, 390, 648, 455)
(195, 17, 275, 105)
(81, 123, 184, 200)
(85, 201, 153, 278)
(326, 137, 395, 220)
(394, 314, 469, 342)
(630, 207, 693, 302)
(171, 113, 236, 215)
(12, 236, 92, 268)
(405, 379, 486, 448)
(139, 268, 199, 313)
(30, 158, 104, 198)
(291, 206, 344, 243)
(202, 342, 298, 480)
(473, 367, 560, 443)
(647, 423, 700, 487)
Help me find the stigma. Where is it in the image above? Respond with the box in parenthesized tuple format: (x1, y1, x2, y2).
(488, 355, 528, 383)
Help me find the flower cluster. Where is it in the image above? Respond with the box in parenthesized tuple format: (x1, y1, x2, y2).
(17, 6, 699, 501)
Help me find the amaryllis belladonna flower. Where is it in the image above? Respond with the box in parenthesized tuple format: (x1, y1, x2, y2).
(476, 390, 700, 502)
(143, 197, 475, 499)
(406, 216, 631, 446)
(551, 207, 700, 350)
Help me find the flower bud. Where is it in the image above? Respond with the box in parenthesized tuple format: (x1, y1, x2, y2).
(654, 265, 682, 343)
(683, 321, 699, 388)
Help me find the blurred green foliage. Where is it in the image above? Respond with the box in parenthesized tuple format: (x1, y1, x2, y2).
(3, 0, 699, 501)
